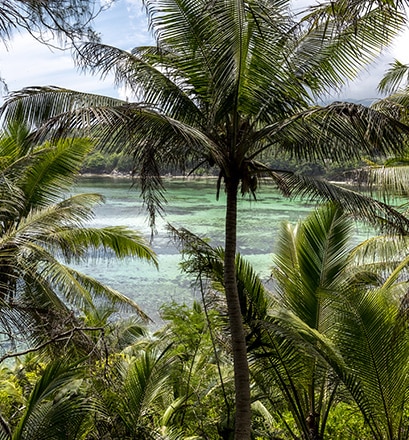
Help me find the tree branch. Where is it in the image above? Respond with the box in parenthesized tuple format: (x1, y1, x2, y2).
(0, 326, 105, 363)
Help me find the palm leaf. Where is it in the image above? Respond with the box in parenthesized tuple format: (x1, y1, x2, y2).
(75, 43, 202, 124)
(18, 138, 93, 210)
(350, 235, 409, 279)
(12, 360, 93, 440)
(254, 102, 409, 162)
(273, 203, 353, 331)
(16, 246, 151, 319)
(330, 286, 409, 438)
(272, 171, 409, 234)
(378, 60, 409, 94)
(51, 226, 158, 263)
(300, 1, 406, 95)
(95, 348, 173, 437)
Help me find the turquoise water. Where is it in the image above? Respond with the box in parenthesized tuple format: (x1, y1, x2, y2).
(71, 176, 369, 323)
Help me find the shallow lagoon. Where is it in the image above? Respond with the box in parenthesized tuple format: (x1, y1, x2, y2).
(71, 176, 369, 323)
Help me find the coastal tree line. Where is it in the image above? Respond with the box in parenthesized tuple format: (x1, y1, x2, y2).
(2, 1, 409, 439)
(80, 148, 363, 181)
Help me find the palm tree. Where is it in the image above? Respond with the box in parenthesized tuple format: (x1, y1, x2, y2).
(332, 283, 409, 439)
(88, 346, 177, 440)
(236, 203, 351, 440)
(3, 1, 409, 437)
(279, 228, 409, 440)
(172, 204, 409, 439)
(170, 206, 355, 439)
(0, 120, 157, 357)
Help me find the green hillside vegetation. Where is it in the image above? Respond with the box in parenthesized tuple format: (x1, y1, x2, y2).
(81, 148, 365, 181)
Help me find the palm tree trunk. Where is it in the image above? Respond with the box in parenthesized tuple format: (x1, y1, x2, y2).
(224, 176, 251, 440)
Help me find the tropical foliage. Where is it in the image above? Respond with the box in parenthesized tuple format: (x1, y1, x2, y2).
(4, 2, 409, 437)
(3, 202, 409, 438)
(168, 203, 409, 439)
(0, 120, 157, 361)
(3, 0, 409, 439)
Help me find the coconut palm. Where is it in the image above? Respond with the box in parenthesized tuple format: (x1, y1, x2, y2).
(0, 120, 157, 357)
(3, 1, 409, 437)
(331, 283, 409, 439)
(283, 231, 409, 440)
(250, 204, 356, 440)
(170, 206, 355, 439)
(172, 204, 409, 439)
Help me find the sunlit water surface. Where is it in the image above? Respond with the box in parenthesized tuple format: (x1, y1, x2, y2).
(71, 176, 371, 324)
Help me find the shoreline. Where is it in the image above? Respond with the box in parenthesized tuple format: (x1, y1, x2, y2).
(78, 172, 351, 186)
(79, 172, 219, 180)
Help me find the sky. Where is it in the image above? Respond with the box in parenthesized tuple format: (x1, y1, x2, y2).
(0, 0, 152, 102)
(0, 0, 408, 105)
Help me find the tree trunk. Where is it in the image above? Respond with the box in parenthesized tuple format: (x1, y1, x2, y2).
(224, 176, 251, 440)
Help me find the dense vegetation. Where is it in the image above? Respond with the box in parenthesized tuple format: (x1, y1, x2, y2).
(3, 0, 409, 439)
(80, 148, 364, 181)
(3, 199, 409, 439)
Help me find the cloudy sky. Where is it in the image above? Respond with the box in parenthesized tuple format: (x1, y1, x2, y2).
(0, 0, 408, 105)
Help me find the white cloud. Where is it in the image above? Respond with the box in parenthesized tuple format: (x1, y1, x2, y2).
(0, 33, 117, 101)
(391, 27, 409, 63)
(0, 0, 151, 102)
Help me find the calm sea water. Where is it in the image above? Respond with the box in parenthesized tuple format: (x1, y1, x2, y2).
(71, 176, 368, 323)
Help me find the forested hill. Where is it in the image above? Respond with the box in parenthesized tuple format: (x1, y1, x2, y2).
(82, 149, 366, 182)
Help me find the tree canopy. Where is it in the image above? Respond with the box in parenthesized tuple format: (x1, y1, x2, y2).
(0, 0, 103, 45)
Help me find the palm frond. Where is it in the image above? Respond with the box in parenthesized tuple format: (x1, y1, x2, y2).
(12, 360, 93, 440)
(0, 193, 103, 244)
(235, 255, 271, 322)
(378, 60, 409, 94)
(0, 86, 125, 130)
(48, 225, 157, 264)
(255, 101, 409, 163)
(331, 285, 409, 437)
(363, 164, 409, 200)
(18, 138, 94, 210)
(121, 350, 171, 426)
(168, 224, 271, 326)
(167, 224, 225, 296)
(300, 1, 406, 96)
(96, 348, 173, 437)
(350, 234, 409, 269)
(76, 42, 202, 124)
(273, 203, 353, 331)
(272, 171, 409, 234)
(370, 91, 409, 123)
(19, 249, 151, 319)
